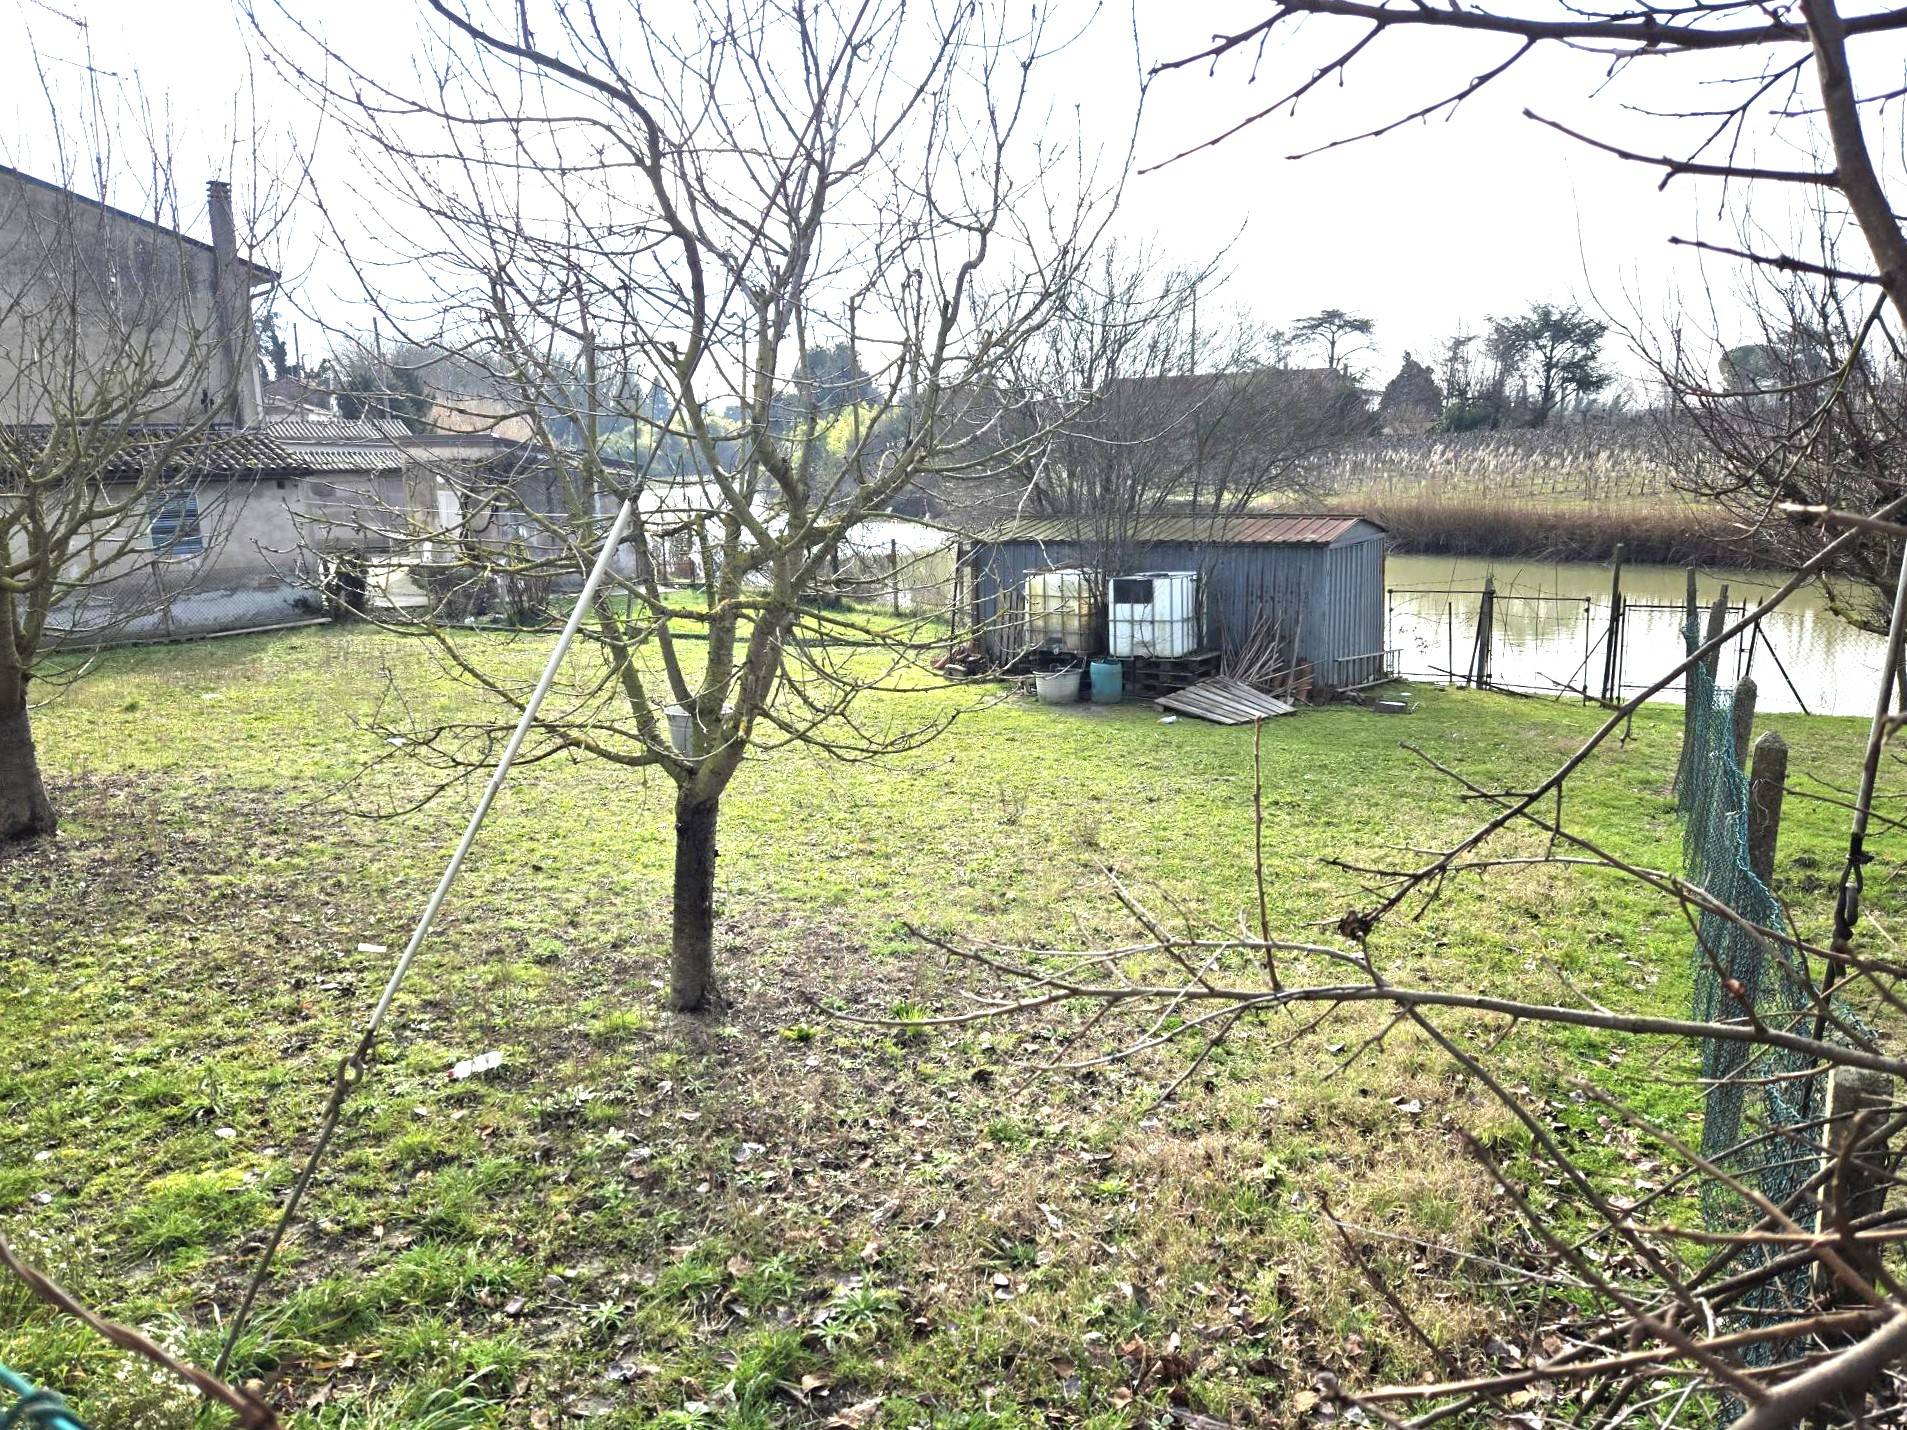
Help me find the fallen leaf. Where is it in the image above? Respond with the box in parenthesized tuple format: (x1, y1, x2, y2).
(825, 1397, 883, 1428)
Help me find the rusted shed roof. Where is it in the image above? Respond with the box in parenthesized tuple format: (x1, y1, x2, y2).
(977, 513, 1383, 546)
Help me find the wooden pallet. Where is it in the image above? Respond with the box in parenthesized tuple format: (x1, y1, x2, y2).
(1154, 676, 1294, 725)
(1122, 650, 1220, 699)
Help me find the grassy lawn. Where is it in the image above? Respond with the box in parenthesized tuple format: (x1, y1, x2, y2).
(0, 624, 1890, 1427)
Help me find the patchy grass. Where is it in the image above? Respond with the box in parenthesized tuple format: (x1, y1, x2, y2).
(0, 624, 1895, 1426)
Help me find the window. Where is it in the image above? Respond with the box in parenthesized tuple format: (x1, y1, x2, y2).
(148, 493, 204, 557)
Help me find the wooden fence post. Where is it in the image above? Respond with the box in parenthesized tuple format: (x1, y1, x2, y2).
(949, 544, 962, 638)
(1748, 730, 1787, 885)
(1732, 676, 1757, 770)
(1813, 1066, 1898, 1303)
(1702, 587, 1729, 683)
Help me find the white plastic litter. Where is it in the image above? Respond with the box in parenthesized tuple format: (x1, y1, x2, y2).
(449, 1049, 505, 1081)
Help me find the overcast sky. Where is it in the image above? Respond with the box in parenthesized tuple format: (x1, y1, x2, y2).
(1, 0, 1874, 391)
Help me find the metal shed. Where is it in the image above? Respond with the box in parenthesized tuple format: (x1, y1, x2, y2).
(963, 513, 1389, 691)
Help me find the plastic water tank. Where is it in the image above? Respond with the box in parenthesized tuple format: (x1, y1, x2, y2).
(1023, 568, 1091, 652)
(1107, 572, 1198, 658)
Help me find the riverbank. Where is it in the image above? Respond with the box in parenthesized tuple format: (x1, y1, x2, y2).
(1360, 492, 1778, 568)
(1284, 418, 1789, 568)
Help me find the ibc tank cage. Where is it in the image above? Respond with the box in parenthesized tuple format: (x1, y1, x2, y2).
(1108, 571, 1198, 658)
(1021, 567, 1092, 653)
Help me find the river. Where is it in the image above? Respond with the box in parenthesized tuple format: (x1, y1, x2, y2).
(1384, 554, 1889, 717)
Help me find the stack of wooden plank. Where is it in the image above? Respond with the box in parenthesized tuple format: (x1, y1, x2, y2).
(1154, 676, 1294, 725)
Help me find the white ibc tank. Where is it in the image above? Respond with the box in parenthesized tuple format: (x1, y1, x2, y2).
(1108, 571, 1198, 658)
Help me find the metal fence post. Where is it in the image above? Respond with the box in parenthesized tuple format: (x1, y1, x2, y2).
(1601, 542, 1624, 703)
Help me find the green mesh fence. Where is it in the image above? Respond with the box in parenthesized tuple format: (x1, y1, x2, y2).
(1677, 629, 1822, 1336)
(0, 1362, 87, 1430)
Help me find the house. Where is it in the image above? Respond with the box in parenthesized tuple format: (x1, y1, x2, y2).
(0, 166, 268, 427)
(963, 512, 1389, 693)
(0, 167, 347, 642)
(22, 425, 322, 644)
(261, 374, 339, 423)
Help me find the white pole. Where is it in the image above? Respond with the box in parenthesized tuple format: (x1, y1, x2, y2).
(365, 496, 637, 1035)
(219, 498, 641, 1380)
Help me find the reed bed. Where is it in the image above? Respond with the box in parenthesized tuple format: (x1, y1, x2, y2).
(1295, 417, 1675, 503)
(1349, 491, 1776, 567)
(1281, 417, 1789, 565)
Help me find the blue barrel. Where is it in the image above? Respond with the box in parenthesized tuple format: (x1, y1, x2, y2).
(1089, 659, 1123, 704)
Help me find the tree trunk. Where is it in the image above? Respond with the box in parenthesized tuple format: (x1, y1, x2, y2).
(669, 786, 721, 1011)
(0, 693, 55, 842)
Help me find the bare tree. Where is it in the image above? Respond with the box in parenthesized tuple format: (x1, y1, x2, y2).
(1000, 244, 1371, 619)
(1660, 242, 1907, 636)
(255, 0, 1112, 1010)
(910, 560, 1907, 1422)
(0, 145, 281, 840)
(877, 3, 1907, 1420)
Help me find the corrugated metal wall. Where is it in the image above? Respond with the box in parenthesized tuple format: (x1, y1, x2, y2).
(1306, 532, 1387, 687)
(969, 523, 1386, 689)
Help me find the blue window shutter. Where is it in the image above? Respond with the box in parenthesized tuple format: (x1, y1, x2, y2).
(149, 493, 204, 556)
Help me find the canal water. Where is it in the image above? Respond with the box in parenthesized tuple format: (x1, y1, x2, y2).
(1385, 554, 1889, 717)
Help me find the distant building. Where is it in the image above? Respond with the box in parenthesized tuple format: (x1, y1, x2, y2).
(261, 374, 338, 423)
(1376, 352, 1442, 435)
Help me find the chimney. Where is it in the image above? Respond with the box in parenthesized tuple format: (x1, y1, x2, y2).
(207, 180, 261, 427)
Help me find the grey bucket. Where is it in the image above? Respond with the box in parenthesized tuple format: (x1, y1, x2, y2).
(664, 704, 733, 757)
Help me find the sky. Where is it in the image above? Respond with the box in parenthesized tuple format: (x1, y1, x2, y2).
(0, 0, 1878, 392)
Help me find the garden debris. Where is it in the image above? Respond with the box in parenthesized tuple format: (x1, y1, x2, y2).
(825, 1400, 883, 1429)
(1156, 676, 1294, 725)
(448, 1049, 504, 1081)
